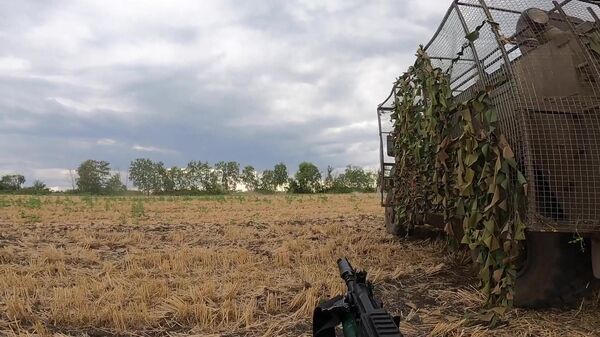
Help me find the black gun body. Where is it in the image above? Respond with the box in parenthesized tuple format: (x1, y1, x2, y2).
(313, 258, 403, 337)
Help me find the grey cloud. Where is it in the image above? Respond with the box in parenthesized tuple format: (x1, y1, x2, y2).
(0, 0, 446, 189)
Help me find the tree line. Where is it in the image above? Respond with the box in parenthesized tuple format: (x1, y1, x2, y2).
(126, 159, 289, 195)
(0, 174, 50, 194)
(126, 159, 376, 195)
(1, 159, 377, 195)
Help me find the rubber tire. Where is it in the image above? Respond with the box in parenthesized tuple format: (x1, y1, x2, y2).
(514, 232, 593, 308)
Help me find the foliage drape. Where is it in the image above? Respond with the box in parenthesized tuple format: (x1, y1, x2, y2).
(390, 48, 527, 310)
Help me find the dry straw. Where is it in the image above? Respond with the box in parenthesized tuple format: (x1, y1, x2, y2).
(0, 194, 597, 336)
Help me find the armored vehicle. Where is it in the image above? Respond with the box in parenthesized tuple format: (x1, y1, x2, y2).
(378, 0, 600, 307)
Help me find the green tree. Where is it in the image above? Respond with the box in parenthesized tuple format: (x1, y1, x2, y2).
(273, 163, 288, 190)
(331, 165, 376, 193)
(259, 170, 276, 192)
(289, 162, 322, 193)
(187, 161, 209, 192)
(17, 179, 50, 195)
(215, 161, 226, 191)
(168, 167, 189, 191)
(32, 180, 47, 191)
(129, 158, 164, 195)
(215, 161, 240, 192)
(151, 162, 168, 194)
(241, 165, 259, 191)
(324, 165, 335, 190)
(205, 169, 221, 194)
(30, 180, 50, 194)
(76, 160, 110, 194)
(105, 173, 126, 194)
(187, 161, 221, 193)
(0, 174, 25, 191)
(159, 166, 175, 193)
(226, 161, 241, 191)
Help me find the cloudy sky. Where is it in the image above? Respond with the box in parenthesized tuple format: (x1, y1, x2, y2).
(0, 0, 446, 189)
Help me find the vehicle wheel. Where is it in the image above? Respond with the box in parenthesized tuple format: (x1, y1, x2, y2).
(514, 231, 593, 308)
(384, 191, 407, 236)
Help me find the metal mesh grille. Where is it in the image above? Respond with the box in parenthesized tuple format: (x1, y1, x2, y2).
(379, 0, 600, 232)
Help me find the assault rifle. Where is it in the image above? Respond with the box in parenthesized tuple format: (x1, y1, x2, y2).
(312, 258, 403, 337)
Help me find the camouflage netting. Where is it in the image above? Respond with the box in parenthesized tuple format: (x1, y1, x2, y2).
(390, 48, 527, 312)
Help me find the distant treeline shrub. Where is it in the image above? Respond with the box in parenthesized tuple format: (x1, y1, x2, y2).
(0, 175, 50, 195)
(2, 159, 377, 196)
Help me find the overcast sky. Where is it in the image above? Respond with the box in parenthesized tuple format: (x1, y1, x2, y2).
(0, 0, 446, 189)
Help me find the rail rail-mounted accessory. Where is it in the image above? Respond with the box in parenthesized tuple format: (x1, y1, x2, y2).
(377, 0, 600, 308)
(312, 258, 403, 337)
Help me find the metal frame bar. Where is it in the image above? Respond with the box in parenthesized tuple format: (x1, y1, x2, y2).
(455, 1, 522, 15)
(454, 2, 487, 85)
(449, 44, 521, 88)
(377, 106, 386, 206)
(553, 1, 587, 44)
(452, 72, 480, 91)
(377, 84, 399, 206)
(424, 0, 579, 51)
(477, 0, 514, 79)
(579, 0, 600, 6)
(553, 0, 600, 89)
(431, 56, 475, 61)
(377, 84, 397, 109)
(453, 44, 521, 88)
(426, 0, 589, 89)
(424, 5, 458, 50)
(551, 0, 576, 11)
(425, 0, 524, 90)
(589, 6, 600, 26)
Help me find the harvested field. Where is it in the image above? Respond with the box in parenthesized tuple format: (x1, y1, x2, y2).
(0, 194, 598, 336)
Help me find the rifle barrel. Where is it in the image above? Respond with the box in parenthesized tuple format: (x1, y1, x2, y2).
(337, 257, 354, 280)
